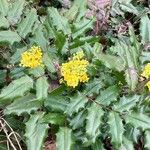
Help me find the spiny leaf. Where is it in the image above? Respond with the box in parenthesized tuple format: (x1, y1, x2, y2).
(86, 103, 104, 143)
(120, 2, 138, 15)
(25, 113, 48, 150)
(0, 15, 9, 29)
(41, 113, 65, 125)
(7, 0, 25, 25)
(141, 51, 150, 64)
(56, 127, 74, 150)
(65, 92, 88, 116)
(85, 78, 104, 96)
(129, 25, 140, 52)
(96, 85, 119, 106)
(125, 67, 138, 92)
(44, 86, 68, 112)
(17, 8, 37, 38)
(29, 66, 45, 78)
(36, 76, 49, 100)
(108, 112, 124, 148)
(144, 130, 150, 149)
(65, 0, 87, 21)
(0, 30, 21, 45)
(0, 70, 6, 84)
(47, 7, 71, 35)
(4, 95, 42, 115)
(140, 15, 150, 43)
(72, 18, 94, 39)
(120, 137, 134, 150)
(30, 25, 48, 51)
(125, 113, 150, 130)
(10, 46, 27, 64)
(110, 40, 139, 91)
(91, 140, 106, 150)
(70, 110, 87, 130)
(98, 53, 125, 71)
(0, 0, 9, 16)
(0, 75, 33, 101)
(114, 95, 140, 112)
(43, 52, 56, 73)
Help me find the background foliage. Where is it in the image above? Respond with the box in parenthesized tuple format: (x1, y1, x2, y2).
(0, 0, 150, 150)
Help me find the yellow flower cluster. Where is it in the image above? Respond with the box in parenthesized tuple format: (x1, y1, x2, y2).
(61, 51, 89, 88)
(20, 46, 43, 68)
(141, 63, 150, 90)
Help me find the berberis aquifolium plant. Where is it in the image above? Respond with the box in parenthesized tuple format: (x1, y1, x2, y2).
(0, 0, 150, 150)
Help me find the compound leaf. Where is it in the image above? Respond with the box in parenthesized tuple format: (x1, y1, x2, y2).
(4, 95, 42, 115)
(65, 92, 88, 116)
(17, 8, 37, 38)
(56, 127, 74, 150)
(25, 113, 48, 150)
(0, 76, 33, 102)
(86, 103, 104, 143)
(108, 112, 124, 148)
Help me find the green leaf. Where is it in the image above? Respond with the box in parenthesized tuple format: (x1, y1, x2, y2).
(30, 25, 48, 51)
(44, 86, 68, 112)
(25, 113, 48, 150)
(7, 0, 25, 25)
(91, 140, 106, 150)
(140, 15, 150, 43)
(114, 95, 140, 112)
(110, 40, 139, 90)
(0, 30, 21, 45)
(145, 130, 150, 149)
(120, 137, 134, 150)
(0, 15, 9, 29)
(129, 25, 140, 52)
(108, 112, 124, 148)
(47, 7, 71, 35)
(141, 51, 150, 64)
(120, 2, 138, 15)
(96, 85, 119, 106)
(0, 0, 9, 16)
(85, 78, 104, 96)
(125, 67, 138, 91)
(4, 95, 42, 115)
(43, 52, 56, 73)
(0, 70, 6, 84)
(0, 75, 33, 101)
(65, 0, 87, 21)
(65, 92, 88, 116)
(70, 110, 87, 130)
(125, 113, 150, 130)
(36, 76, 49, 100)
(41, 113, 65, 125)
(17, 8, 37, 38)
(29, 66, 45, 78)
(86, 103, 104, 143)
(10, 46, 27, 64)
(98, 53, 125, 72)
(72, 18, 94, 39)
(54, 31, 67, 54)
(56, 127, 74, 150)
(0, 143, 7, 150)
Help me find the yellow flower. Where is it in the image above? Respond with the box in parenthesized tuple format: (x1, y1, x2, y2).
(141, 63, 150, 79)
(20, 46, 43, 68)
(60, 51, 89, 88)
(73, 51, 84, 60)
(141, 63, 150, 91)
(146, 81, 150, 91)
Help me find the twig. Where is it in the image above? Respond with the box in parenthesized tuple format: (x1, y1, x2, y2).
(1, 118, 23, 150)
(0, 121, 17, 150)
